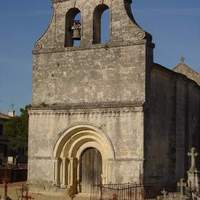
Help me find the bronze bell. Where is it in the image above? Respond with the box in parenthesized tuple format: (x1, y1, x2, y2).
(72, 29, 81, 40)
(72, 20, 81, 40)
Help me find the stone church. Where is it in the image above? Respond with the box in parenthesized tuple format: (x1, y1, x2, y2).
(28, 0, 200, 197)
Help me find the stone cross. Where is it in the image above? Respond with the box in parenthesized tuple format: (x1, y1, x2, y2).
(161, 189, 168, 199)
(177, 178, 187, 196)
(188, 147, 198, 172)
(180, 56, 185, 64)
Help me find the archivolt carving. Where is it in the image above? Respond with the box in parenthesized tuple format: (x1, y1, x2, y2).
(53, 125, 115, 190)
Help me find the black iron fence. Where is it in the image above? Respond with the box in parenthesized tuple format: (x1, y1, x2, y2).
(0, 167, 27, 183)
(90, 183, 153, 200)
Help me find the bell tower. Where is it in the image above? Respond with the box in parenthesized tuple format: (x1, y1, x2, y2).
(34, 0, 153, 49)
(29, 0, 154, 196)
(32, 0, 154, 105)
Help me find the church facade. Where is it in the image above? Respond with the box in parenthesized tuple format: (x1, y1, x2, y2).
(28, 0, 200, 196)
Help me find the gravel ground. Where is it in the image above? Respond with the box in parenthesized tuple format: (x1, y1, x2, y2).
(0, 182, 88, 200)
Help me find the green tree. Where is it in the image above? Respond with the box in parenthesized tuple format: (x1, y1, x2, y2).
(4, 105, 29, 156)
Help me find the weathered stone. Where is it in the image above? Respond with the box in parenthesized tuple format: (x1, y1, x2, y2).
(28, 0, 200, 198)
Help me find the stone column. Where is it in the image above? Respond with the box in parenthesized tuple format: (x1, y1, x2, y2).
(69, 158, 74, 186)
(54, 158, 60, 186)
(61, 157, 67, 188)
(69, 158, 77, 185)
(76, 159, 80, 193)
(102, 160, 107, 184)
(68, 160, 71, 188)
(69, 157, 78, 194)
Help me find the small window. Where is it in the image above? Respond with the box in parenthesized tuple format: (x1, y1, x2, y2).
(65, 8, 81, 47)
(0, 124, 3, 135)
(93, 4, 110, 44)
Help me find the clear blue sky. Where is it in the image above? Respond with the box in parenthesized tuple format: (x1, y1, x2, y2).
(0, 0, 200, 114)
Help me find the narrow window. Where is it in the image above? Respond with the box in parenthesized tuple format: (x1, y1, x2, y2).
(93, 4, 110, 44)
(65, 8, 81, 47)
(0, 124, 3, 135)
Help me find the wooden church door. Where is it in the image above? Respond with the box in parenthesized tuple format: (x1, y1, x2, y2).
(80, 147, 102, 193)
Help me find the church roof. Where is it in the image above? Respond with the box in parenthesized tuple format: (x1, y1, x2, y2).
(0, 112, 12, 120)
(173, 62, 200, 86)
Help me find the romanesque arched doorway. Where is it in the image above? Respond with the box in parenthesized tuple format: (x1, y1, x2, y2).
(53, 125, 115, 194)
(80, 147, 102, 193)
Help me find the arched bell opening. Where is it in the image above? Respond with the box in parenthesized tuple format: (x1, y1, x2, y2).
(93, 4, 110, 44)
(65, 8, 81, 47)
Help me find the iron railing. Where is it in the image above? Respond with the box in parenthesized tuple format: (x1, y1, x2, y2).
(90, 183, 153, 200)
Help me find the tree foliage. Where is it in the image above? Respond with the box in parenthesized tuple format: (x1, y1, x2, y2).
(4, 106, 29, 156)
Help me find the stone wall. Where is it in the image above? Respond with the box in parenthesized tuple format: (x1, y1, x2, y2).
(144, 64, 200, 189)
(145, 66, 176, 187)
(29, 0, 200, 193)
(32, 44, 147, 106)
(29, 0, 200, 195)
(28, 106, 144, 187)
(33, 0, 149, 50)
(29, 0, 154, 190)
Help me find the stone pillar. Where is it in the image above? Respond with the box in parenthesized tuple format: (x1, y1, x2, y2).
(69, 157, 78, 193)
(102, 160, 107, 184)
(76, 159, 80, 193)
(54, 158, 60, 186)
(68, 160, 71, 188)
(69, 158, 77, 185)
(69, 158, 74, 186)
(61, 157, 67, 188)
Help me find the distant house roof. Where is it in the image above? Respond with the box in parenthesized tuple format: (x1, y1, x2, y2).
(173, 62, 200, 86)
(0, 112, 12, 120)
